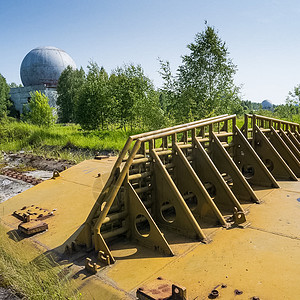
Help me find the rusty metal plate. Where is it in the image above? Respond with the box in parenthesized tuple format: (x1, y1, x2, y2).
(18, 220, 48, 235)
(136, 277, 186, 300)
(13, 205, 54, 222)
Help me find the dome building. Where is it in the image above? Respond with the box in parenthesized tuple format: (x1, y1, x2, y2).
(10, 46, 76, 113)
(261, 99, 273, 110)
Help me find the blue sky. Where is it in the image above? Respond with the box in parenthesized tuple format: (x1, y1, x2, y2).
(1, 0, 300, 104)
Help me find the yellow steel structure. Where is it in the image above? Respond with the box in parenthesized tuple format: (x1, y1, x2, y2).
(0, 114, 300, 300)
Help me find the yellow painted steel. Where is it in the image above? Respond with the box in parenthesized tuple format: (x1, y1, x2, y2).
(1, 160, 299, 299)
(1, 115, 300, 299)
(1, 158, 117, 253)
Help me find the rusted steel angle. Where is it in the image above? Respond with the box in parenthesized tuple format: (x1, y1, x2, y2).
(251, 125, 297, 181)
(130, 115, 228, 141)
(233, 126, 279, 188)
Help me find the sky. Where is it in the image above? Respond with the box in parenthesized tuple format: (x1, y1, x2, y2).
(1, 0, 300, 105)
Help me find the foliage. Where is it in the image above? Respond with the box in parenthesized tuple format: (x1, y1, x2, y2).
(76, 62, 111, 130)
(110, 64, 166, 130)
(159, 24, 242, 122)
(9, 82, 22, 88)
(22, 91, 56, 127)
(0, 118, 136, 161)
(286, 84, 300, 106)
(0, 73, 10, 118)
(241, 100, 262, 113)
(56, 66, 85, 123)
(71, 62, 166, 131)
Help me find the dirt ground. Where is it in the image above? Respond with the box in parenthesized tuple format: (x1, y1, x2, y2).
(0, 152, 76, 203)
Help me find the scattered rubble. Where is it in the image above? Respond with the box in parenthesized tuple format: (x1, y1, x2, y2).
(0, 151, 75, 203)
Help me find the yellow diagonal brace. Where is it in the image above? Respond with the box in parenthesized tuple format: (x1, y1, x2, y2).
(151, 149, 207, 241)
(173, 143, 228, 227)
(127, 182, 174, 256)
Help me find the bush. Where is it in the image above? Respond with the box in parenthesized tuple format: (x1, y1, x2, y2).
(23, 91, 56, 127)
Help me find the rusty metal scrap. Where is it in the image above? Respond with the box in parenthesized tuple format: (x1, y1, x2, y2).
(2, 169, 43, 185)
(18, 220, 48, 235)
(13, 205, 55, 222)
(136, 277, 187, 300)
(12, 205, 55, 236)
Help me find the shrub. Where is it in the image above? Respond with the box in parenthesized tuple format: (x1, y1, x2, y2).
(23, 91, 56, 127)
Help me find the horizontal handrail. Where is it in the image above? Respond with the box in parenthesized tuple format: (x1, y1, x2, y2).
(139, 115, 236, 142)
(130, 115, 228, 141)
(247, 114, 299, 127)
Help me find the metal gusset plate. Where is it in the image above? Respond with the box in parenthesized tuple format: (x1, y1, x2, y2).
(210, 132, 260, 203)
(233, 126, 279, 188)
(252, 125, 297, 181)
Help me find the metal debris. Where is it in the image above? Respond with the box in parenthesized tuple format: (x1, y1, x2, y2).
(208, 289, 219, 299)
(136, 277, 187, 300)
(2, 169, 43, 185)
(234, 289, 243, 295)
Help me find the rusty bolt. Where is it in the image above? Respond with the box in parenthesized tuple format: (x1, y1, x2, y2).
(208, 289, 219, 299)
(234, 289, 243, 295)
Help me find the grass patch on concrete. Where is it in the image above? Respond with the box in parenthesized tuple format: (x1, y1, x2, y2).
(0, 223, 79, 299)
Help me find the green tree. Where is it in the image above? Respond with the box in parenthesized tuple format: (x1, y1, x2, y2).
(160, 24, 242, 122)
(274, 104, 297, 120)
(56, 66, 85, 123)
(75, 62, 111, 130)
(110, 64, 165, 130)
(9, 82, 22, 88)
(286, 84, 300, 106)
(0, 74, 10, 118)
(23, 91, 56, 126)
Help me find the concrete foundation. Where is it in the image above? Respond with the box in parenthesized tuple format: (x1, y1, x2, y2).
(9, 85, 58, 114)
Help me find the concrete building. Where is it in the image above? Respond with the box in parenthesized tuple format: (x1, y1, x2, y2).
(10, 46, 76, 114)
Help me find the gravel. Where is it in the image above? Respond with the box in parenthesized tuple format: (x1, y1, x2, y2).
(0, 175, 33, 203)
(0, 287, 20, 299)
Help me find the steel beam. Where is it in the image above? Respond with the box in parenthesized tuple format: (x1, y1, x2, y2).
(173, 143, 228, 227)
(252, 125, 297, 181)
(127, 182, 174, 256)
(151, 149, 207, 241)
(268, 127, 300, 177)
(210, 132, 260, 203)
(233, 126, 279, 188)
(193, 138, 245, 216)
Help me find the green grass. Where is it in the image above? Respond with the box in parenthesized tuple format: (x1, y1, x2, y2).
(0, 120, 140, 162)
(0, 223, 79, 299)
(0, 114, 298, 162)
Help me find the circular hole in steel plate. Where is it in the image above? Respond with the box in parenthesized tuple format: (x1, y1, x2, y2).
(160, 201, 176, 223)
(135, 214, 150, 237)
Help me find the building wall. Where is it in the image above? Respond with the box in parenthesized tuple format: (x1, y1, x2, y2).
(9, 85, 58, 113)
